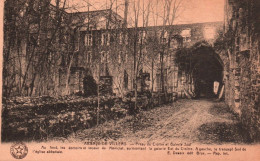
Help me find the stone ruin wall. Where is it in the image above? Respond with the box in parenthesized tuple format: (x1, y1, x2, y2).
(224, 0, 260, 141)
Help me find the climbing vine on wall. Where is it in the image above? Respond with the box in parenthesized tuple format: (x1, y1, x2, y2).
(174, 47, 192, 74)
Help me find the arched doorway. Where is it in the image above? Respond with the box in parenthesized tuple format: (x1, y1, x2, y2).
(191, 42, 223, 98)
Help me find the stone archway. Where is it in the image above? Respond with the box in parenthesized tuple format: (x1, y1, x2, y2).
(190, 42, 224, 98)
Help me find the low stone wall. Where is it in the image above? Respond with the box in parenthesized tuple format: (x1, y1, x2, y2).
(2, 93, 175, 142)
(2, 96, 117, 142)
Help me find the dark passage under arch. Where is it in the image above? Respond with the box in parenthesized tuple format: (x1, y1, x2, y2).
(191, 43, 223, 98)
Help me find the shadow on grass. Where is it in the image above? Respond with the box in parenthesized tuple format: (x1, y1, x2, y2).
(197, 122, 251, 144)
(212, 105, 238, 118)
(197, 102, 253, 144)
(75, 113, 152, 141)
(75, 103, 182, 141)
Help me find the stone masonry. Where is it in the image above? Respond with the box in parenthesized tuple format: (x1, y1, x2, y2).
(224, 0, 260, 141)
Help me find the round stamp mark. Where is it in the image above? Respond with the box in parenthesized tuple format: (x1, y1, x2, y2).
(10, 142, 28, 159)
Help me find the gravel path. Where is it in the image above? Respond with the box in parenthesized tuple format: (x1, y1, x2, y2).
(68, 99, 246, 144)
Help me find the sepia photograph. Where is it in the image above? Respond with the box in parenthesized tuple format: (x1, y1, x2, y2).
(0, 0, 259, 160)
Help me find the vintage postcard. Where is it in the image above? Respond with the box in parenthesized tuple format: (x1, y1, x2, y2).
(0, 0, 259, 161)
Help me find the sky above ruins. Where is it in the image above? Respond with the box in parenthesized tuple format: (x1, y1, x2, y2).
(61, 0, 225, 26)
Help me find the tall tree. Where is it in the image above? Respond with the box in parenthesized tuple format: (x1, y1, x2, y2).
(3, 0, 83, 97)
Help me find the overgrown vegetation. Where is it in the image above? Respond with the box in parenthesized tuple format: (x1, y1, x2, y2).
(2, 93, 174, 142)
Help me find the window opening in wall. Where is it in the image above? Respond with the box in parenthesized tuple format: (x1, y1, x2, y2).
(101, 51, 110, 63)
(101, 51, 106, 63)
(138, 31, 146, 44)
(85, 33, 93, 46)
(181, 28, 191, 42)
(160, 30, 168, 44)
(118, 51, 122, 64)
(119, 32, 123, 44)
(125, 34, 128, 44)
(86, 51, 92, 63)
(124, 70, 128, 89)
(101, 33, 110, 46)
(107, 51, 110, 63)
(170, 37, 180, 49)
(204, 27, 216, 40)
(73, 29, 79, 51)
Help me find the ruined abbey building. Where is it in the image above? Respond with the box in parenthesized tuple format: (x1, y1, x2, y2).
(3, 0, 260, 141)
(3, 0, 223, 98)
(222, 0, 260, 141)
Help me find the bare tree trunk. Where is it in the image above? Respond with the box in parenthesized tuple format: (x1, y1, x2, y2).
(133, 0, 140, 111)
(124, 0, 129, 27)
(97, 63, 100, 125)
(134, 32, 138, 111)
(64, 53, 75, 95)
(151, 60, 154, 92)
(161, 51, 164, 93)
